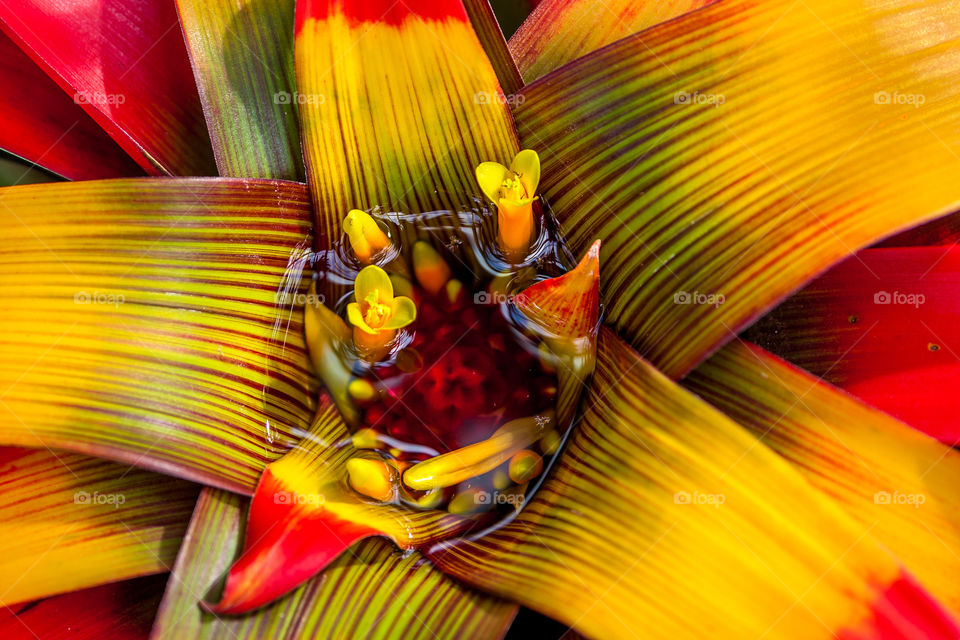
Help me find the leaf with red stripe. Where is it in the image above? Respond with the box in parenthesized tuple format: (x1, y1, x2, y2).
(0, 30, 143, 181)
(749, 246, 960, 444)
(0, 0, 215, 176)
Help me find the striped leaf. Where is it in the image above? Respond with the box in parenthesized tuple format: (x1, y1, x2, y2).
(176, 0, 305, 181)
(748, 247, 960, 444)
(0, 30, 143, 181)
(0, 178, 317, 492)
(510, 0, 960, 378)
(427, 329, 960, 639)
(0, 0, 215, 176)
(0, 448, 197, 605)
(463, 0, 523, 96)
(294, 0, 519, 247)
(152, 488, 516, 639)
(686, 340, 960, 613)
(509, 0, 717, 82)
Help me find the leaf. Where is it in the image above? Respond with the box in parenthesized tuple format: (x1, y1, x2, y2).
(427, 329, 960, 639)
(0, 448, 197, 605)
(685, 340, 960, 614)
(747, 246, 960, 444)
(208, 400, 484, 614)
(294, 0, 519, 248)
(462, 0, 523, 96)
(0, 0, 215, 176)
(509, 0, 960, 378)
(176, 0, 305, 181)
(0, 574, 168, 640)
(152, 487, 517, 639)
(0, 178, 317, 492)
(0, 30, 143, 181)
(509, 0, 717, 82)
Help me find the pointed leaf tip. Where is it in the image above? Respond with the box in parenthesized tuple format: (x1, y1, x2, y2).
(516, 240, 601, 339)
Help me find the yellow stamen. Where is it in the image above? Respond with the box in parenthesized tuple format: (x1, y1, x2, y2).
(346, 457, 396, 503)
(343, 209, 391, 263)
(402, 412, 554, 491)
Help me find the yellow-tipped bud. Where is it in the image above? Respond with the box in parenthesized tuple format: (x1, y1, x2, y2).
(476, 149, 541, 261)
(346, 457, 396, 503)
(343, 209, 391, 263)
(412, 241, 452, 295)
(347, 379, 378, 404)
(509, 449, 544, 484)
(346, 265, 417, 360)
(351, 428, 381, 449)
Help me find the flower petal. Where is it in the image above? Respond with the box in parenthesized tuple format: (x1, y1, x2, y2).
(354, 264, 395, 304)
(427, 329, 960, 639)
(0, 178, 316, 492)
(510, 0, 960, 379)
(0, 31, 143, 181)
(0, 0, 215, 176)
(476, 161, 511, 204)
(176, 0, 304, 180)
(152, 488, 516, 639)
(383, 296, 417, 330)
(509, 0, 718, 82)
(0, 448, 197, 605)
(294, 0, 519, 246)
(687, 340, 960, 613)
(345, 301, 376, 335)
(749, 246, 960, 445)
(508, 149, 540, 197)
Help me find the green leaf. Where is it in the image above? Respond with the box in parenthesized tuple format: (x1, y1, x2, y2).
(176, 0, 305, 181)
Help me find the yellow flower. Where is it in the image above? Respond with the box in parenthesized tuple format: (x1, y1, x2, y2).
(343, 209, 391, 263)
(476, 149, 541, 259)
(346, 265, 416, 358)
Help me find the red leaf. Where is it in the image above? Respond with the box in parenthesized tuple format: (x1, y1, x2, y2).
(0, 0, 215, 176)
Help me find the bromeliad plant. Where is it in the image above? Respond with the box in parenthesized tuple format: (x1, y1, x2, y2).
(2, 0, 960, 638)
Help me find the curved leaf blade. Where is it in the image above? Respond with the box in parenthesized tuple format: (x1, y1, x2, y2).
(748, 246, 960, 444)
(295, 0, 520, 247)
(509, 0, 717, 82)
(0, 178, 316, 492)
(152, 488, 516, 639)
(176, 0, 304, 181)
(686, 340, 960, 613)
(428, 329, 960, 639)
(0, 0, 215, 176)
(0, 448, 197, 606)
(511, 0, 960, 378)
